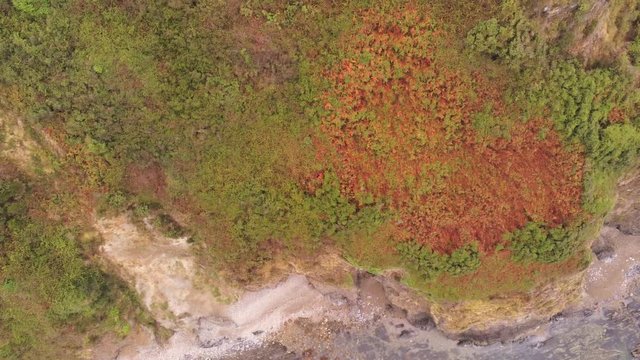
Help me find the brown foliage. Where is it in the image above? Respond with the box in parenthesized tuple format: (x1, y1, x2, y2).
(318, 8, 584, 253)
(125, 162, 167, 199)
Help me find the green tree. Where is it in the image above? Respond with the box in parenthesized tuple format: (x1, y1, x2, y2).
(594, 123, 640, 169)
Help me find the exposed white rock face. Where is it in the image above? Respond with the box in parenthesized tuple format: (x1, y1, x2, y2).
(95, 215, 336, 359)
(97, 216, 224, 330)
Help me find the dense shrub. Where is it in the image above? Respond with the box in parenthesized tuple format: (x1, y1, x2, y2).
(466, 2, 544, 66)
(471, 105, 512, 143)
(594, 123, 640, 169)
(154, 213, 187, 239)
(321, 7, 583, 255)
(1, 0, 638, 301)
(226, 171, 386, 269)
(469, 3, 640, 173)
(11, 0, 49, 16)
(506, 222, 579, 263)
(0, 1, 361, 273)
(397, 241, 481, 279)
(521, 60, 640, 170)
(475, 7, 640, 233)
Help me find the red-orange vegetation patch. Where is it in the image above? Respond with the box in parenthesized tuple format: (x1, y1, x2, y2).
(318, 8, 584, 253)
(0, 161, 22, 180)
(607, 107, 626, 124)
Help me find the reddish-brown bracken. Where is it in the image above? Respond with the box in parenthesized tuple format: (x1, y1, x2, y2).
(317, 8, 584, 254)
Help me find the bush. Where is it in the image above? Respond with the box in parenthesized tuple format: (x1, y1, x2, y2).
(472, 105, 512, 143)
(446, 243, 482, 275)
(594, 123, 640, 169)
(11, 0, 50, 16)
(506, 222, 579, 263)
(226, 171, 385, 269)
(581, 166, 618, 217)
(98, 191, 129, 214)
(465, 3, 544, 66)
(397, 241, 481, 279)
(517, 60, 639, 169)
(467, 0, 640, 178)
(543, 62, 625, 152)
(153, 213, 186, 238)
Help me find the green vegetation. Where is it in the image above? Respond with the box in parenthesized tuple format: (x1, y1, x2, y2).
(466, 1, 544, 66)
(153, 213, 187, 239)
(629, 34, 640, 66)
(0, 1, 638, 347)
(506, 222, 579, 263)
(515, 60, 640, 221)
(0, 0, 371, 272)
(471, 2, 640, 267)
(524, 61, 638, 165)
(403, 251, 585, 300)
(397, 242, 481, 279)
(0, 177, 145, 358)
(472, 105, 513, 143)
(0, 180, 27, 240)
(11, 0, 49, 16)
(219, 171, 386, 273)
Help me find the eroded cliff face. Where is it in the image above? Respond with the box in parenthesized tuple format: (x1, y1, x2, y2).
(604, 169, 640, 236)
(93, 215, 349, 360)
(429, 271, 584, 342)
